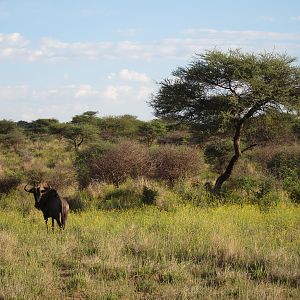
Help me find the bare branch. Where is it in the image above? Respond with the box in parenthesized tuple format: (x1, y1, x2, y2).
(241, 143, 258, 153)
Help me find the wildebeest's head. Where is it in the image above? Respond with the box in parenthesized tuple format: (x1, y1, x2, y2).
(24, 181, 47, 209)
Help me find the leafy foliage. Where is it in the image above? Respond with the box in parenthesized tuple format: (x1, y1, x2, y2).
(74, 141, 114, 188)
(98, 115, 143, 141)
(25, 118, 60, 134)
(204, 139, 232, 172)
(152, 50, 299, 133)
(138, 119, 167, 147)
(151, 49, 300, 191)
(0, 120, 26, 148)
(267, 151, 300, 180)
(244, 113, 299, 144)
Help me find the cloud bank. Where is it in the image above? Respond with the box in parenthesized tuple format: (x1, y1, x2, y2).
(0, 27, 299, 121)
(1, 28, 299, 62)
(0, 82, 154, 121)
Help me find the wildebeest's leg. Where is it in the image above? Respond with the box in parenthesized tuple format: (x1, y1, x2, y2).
(56, 217, 62, 229)
(51, 218, 55, 232)
(45, 219, 48, 233)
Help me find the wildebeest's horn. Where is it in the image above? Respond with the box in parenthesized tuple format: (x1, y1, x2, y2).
(24, 185, 31, 192)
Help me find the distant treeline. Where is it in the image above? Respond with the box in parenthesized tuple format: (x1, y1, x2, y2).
(1, 110, 300, 149)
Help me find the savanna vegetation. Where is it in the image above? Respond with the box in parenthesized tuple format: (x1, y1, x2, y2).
(0, 50, 300, 299)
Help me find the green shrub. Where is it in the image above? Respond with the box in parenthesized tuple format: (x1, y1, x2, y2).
(222, 189, 248, 206)
(267, 151, 300, 180)
(266, 150, 300, 201)
(74, 141, 114, 188)
(67, 190, 98, 212)
(0, 175, 21, 194)
(204, 139, 232, 172)
(173, 179, 217, 207)
(231, 176, 259, 197)
(257, 192, 281, 211)
(222, 175, 278, 208)
(0, 130, 26, 149)
(141, 186, 158, 205)
(0, 120, 26, 149)
(0, 189, 34, 216)
(100, 183, 143, 210)
(290, 184, 300, 204)
(154, 187, 181, 211)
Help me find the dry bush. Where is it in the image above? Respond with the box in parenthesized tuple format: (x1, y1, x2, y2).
(151, 145, 203, 186)
(45, 163, 77, 191)
(91, 140, 151, 186)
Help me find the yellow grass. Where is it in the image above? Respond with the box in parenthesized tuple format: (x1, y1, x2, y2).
(0, 204, 300, 299)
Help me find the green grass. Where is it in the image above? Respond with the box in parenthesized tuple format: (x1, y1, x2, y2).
(0, 204, 300, 299)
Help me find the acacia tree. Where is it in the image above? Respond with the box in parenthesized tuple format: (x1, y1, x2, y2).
(138, 119, 167, 147)
(60, 123, 98, 151)
(151, 50, 300, 192)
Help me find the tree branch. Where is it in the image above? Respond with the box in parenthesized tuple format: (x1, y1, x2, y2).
(241, 143, 258, 153)
(228, 80, 239, 97)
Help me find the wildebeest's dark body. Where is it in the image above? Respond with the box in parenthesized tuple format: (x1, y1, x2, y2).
(24, 184, 69, 231)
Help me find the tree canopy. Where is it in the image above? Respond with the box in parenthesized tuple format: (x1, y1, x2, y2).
(151, 49, 300, 191)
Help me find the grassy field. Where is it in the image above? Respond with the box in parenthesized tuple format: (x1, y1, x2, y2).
(1, 204, 300, 299)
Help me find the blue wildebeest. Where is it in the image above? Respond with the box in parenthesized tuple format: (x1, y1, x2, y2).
(24, 182, 69, 232)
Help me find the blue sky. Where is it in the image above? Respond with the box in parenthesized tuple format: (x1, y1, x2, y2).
(0, 0, 299, 121)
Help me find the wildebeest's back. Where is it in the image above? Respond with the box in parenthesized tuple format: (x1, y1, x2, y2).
(39, 189, 62, 219)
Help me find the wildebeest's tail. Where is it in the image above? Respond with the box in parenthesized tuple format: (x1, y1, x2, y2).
(61, 199, 69, 230)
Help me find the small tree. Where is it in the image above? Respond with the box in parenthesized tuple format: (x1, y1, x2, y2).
(0, 119, 26, 148)
(71, 111, 99, 125)
(26, 118, 59, 134)
(151, 49, 300, 192)
(61, 123, 99, 151)
(138, 119, 167, 147)
(98, 115, 143, 141)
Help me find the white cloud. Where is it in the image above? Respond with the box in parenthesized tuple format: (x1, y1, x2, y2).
(290, 16, 300, 21)
(74, 84, 100, 98)
(114, 28, 141, 37)
(137, 86, 153, 101)
(181, 28, 299, 41)
(0, 29, 299, 63)
(0, 32, 28, 45)
(259, 16, 274, 22)
(0, 32, 30, 60)
(107, 72, 116, 80)
(102, 85, 132, 101)
(0, 82, 155, 121)
(0, 85, 30, 100)
(118, 69, 150, 82)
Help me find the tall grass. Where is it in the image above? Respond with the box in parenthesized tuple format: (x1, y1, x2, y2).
(0, 204, 300, 299)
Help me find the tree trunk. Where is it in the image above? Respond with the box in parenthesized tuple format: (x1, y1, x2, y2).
(213, 121, 244, 193)
(73, 136, 84, 152)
